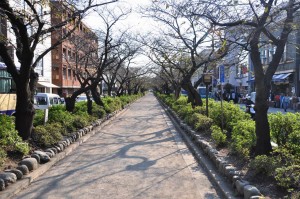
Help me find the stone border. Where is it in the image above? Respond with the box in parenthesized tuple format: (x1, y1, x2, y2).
(0, 103, 133, 199)
(157, 97, 264, 199)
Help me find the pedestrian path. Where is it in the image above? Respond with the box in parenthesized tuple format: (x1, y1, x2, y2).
(13, 94, 221, 199)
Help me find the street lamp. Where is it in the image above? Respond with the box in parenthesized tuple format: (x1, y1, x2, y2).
(203, 73, 212, 116)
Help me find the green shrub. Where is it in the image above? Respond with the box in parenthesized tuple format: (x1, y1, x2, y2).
(102, 97, 122, 113)
(249, 155, 278, 176)
(275, 165, 300, 190)
(230, 119, 256, 158)
(0, 114, 30, 155)
(209, 100, 250, 134)
(177, 104, 194, 120)
(0, 148, 7, 167)
(186, 113, 213, 132)
(33, 109, 45, 126)
(210, 125, 227, 146)
(72, 115, 90, 129)
(91, 104, 106, 119)
(47, 106, 75, 133)
(32, 123, 63, 147)
(172, 96, 188, 106)
(285, 130, 300, 155)
(74, 101, 88, 113)
(269, 113, 300, 146)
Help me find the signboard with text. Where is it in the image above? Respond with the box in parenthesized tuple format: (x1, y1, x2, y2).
(219, 65, 225, 83)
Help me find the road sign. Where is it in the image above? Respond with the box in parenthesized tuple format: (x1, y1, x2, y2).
(219, 65, 224, 83)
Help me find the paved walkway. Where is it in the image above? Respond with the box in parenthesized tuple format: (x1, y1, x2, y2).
(13, 94, 221, 199)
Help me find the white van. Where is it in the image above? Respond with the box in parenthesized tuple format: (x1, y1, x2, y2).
(34, 93, 63, 110)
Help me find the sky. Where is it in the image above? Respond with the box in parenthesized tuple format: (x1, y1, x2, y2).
(84, 0, 155, 34)
(83, 0, 155, 68)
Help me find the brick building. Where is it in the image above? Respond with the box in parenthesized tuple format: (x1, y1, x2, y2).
(50, 1, 98, 97)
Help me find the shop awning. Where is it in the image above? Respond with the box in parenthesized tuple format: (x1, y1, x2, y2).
(247, 73, 291, 83)
(272, 73, 291, 82)
(37, 81, 59, 88)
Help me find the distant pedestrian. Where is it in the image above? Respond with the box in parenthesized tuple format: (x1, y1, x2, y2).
(292, 95, 299, 112)
(280, 93, 284, 108)
(283, 94, 290, 112)
(231, 91, 236, 103)
(274, 94, 280, 108)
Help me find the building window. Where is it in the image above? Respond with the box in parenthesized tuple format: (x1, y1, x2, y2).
(63, 67, 67, 79)
(68, 50, 71, 61)
(68, 68, 72, 80)
(63, 48, 67, 60)
(73, 70, 77, 81)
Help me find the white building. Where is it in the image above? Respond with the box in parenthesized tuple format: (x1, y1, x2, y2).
(6, 0, 57, 93)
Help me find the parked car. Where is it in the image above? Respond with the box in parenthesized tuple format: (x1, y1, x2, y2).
(76, 95, 88, 102)
(34, 93, 63, 110)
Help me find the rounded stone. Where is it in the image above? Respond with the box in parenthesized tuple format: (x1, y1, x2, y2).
(0, 179, 5, 191)
(32, 151, 51, 163)
(45, 152, 53, 158)
(16, 165, 29, 175)
(244, 185, 261, 199)
(31, 154, 40, 164)
(5, 169, 23, 180)
(0, 172, 17, 186)
(235, 180, 250, 195)
(19, 158, 38, 171)
(45, 148, 56, 155)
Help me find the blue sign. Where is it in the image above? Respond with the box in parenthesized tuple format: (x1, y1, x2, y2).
(219, 65, 224, 83)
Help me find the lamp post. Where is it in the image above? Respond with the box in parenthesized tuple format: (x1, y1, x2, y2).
(203, 73, 212, 116)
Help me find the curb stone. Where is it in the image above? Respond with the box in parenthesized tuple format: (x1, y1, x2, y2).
(0, 101, 133, 199)
(156, 96, 264, 199)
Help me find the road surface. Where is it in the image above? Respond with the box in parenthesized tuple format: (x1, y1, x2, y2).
(13, 93, 221, 199)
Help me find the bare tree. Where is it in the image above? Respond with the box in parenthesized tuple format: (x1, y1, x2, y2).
(62, 27, 100, 113)
(143, 0, 229, 107)
(115, 64, 150, 96)
(146, 38, 184, 99)
(203, 0, 300, 155)
(0, 0, 117, 139)
(61, 5, 132, 112)
(102, 35, 140, 96)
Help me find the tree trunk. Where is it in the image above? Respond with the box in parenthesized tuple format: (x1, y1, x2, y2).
(86, 92, 93, 115)
(174, 85, 181, 100)
(254, 79, 272, 155)
(65, 96, 77, 112)
(91, 85, 104, 107)
(14, 70, 38, 140)
(107, 86, 112, 96)
(182, 80, 203, 107)
(15, 82, 35, 140)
